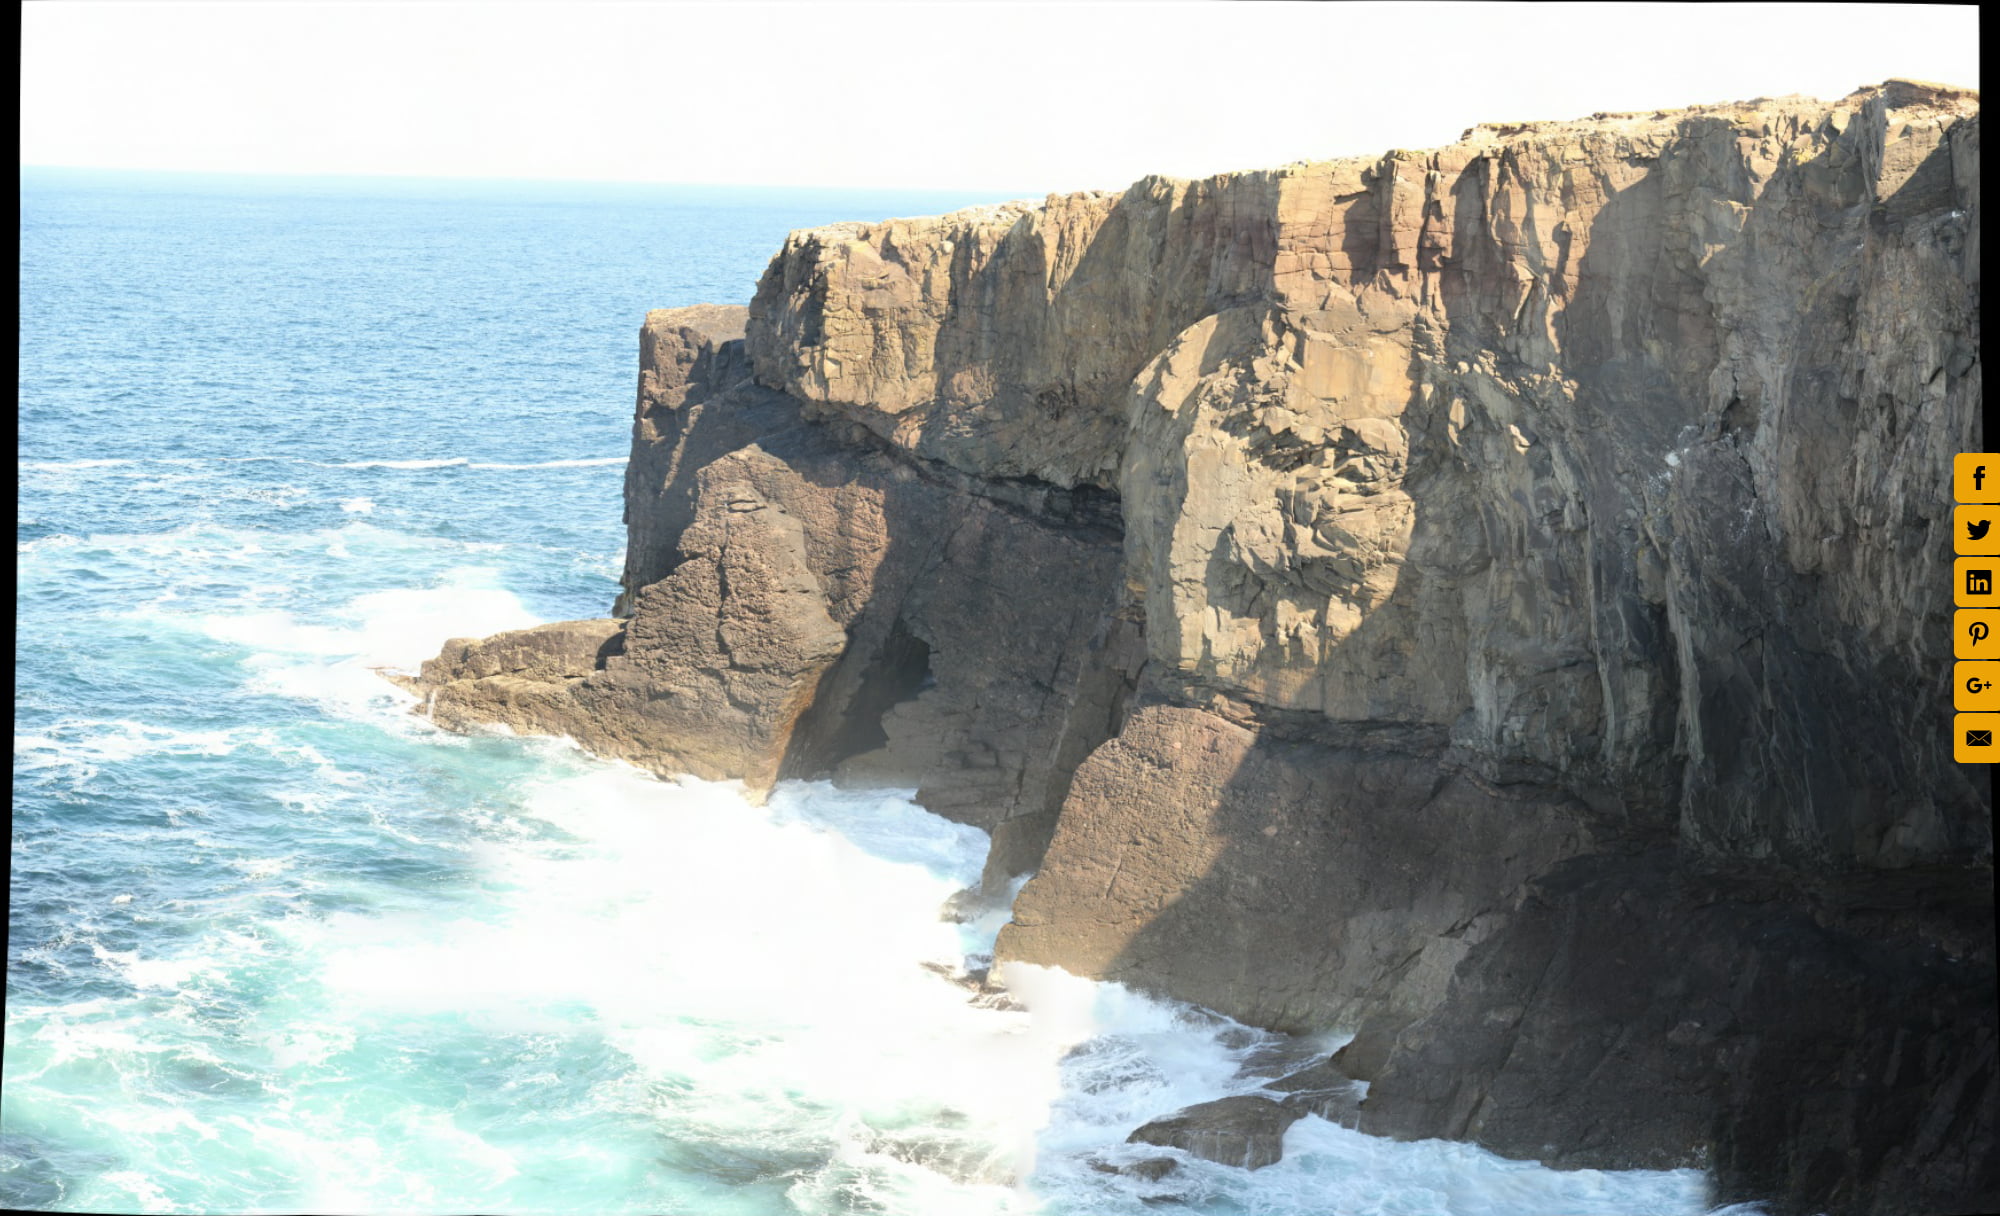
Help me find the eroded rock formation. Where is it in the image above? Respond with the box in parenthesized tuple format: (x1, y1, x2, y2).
(407, 81, 1990, 1215)
(1127, 1095, 1304, 1170)
(418, 303, 1144, 879)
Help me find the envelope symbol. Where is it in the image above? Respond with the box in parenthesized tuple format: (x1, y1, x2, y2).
(1968, 729, 1994, 747)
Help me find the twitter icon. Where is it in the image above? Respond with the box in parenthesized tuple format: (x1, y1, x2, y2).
(1959, 507, 2000, 555)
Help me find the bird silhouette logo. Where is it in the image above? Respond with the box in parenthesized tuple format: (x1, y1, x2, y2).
(1971, 518, 1994, 542)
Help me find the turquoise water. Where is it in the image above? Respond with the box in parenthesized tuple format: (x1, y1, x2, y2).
(13, 169, 1756, 1215)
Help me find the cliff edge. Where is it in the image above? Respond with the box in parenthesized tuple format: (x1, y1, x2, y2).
(408, 81, 1990, 1215)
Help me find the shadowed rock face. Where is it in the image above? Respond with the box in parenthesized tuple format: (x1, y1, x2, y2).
(421, 311, 1141, 862)
(407, 81, 1989, 1215)
(1352, 852, 1998, 1212)
(994, 704, 1593, 1034)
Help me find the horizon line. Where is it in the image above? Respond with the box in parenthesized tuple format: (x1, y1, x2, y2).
(18, 162, 1055, 198)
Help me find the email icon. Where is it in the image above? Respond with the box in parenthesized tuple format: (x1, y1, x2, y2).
(1959, 714, 2000, 762)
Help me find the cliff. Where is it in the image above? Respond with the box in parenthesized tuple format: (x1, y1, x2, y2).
(408, 81, 1991, 1214)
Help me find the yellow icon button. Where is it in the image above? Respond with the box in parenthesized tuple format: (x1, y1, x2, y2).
(1957, 662, 2000, 711)
(1956, 505, 2000, 555)
(1958, 610, 2000, 659)
(1957, 557, 2000, 607)
(1957, 453, 2000, 503)
(1955, 712, 2000, 763)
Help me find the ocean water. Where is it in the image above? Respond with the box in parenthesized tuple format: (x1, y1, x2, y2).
(13, 168, 1762, 1216)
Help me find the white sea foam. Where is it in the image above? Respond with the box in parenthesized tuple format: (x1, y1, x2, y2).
(18, 520, 1745, 1216)
(261, 1024, 358, 1072)
(333, 457, 471, 469)
(201, 571, 542, 717)
(283, 769, 1056, 1208)
(338, 497, 375, 513)
(14, 720, 242, 762)
(337, 580, 543, 668)
(96, 1103, 220, 1142)
(226, 857, 292, 879)
(12, 722, 363, 803)
(200, 611, 359, 657)
(20, 458, 134, 470)
(205, 580, 477, 662)
(98, 1169, 174, 1213)
(8, 674, 1748, 1216)
(90, 943, 217, 992)
(467, 456, 627, 469)
(316, 455, 625, 471)
(13, 720, 252, 786)
(20, 1014, 158, 1067)
(241, 485, 310, 508)
(262, 765, 1742, 1215)
(18, 533, 83, 553)
(22, 522, 522, 592)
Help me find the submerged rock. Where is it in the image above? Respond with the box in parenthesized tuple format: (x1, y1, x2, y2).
(862, 1128, 1013, 1187)
(1127, 1095, 1305, 1170)
(1091, 1154, 1181, 1182)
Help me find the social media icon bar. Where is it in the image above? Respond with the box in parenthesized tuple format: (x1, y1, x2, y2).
(1956, 505, 2000, 555)
(1956, 712, 2000, 763)
(1959, 610, 2000, 659)
(1956, 455, 1996, 763)
(1957, 454, 2000, 504)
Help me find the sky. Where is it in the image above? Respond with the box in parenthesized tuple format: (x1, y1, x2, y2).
(19, 1, 1981, 196)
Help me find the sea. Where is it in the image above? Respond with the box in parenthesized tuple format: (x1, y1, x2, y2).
(13, 167, 1766, 1216)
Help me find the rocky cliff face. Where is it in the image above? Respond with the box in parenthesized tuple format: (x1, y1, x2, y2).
(408, 81, 1990, 1215)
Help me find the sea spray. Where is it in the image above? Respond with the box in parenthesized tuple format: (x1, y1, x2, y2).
(9, 464, 1756, 1216)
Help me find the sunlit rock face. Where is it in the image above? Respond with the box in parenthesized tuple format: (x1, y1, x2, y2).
(410, 81, 1990, 1216)
(746, 82, 1984, 875)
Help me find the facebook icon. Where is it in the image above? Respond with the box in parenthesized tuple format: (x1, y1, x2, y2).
(1958, 455, 1996, 503)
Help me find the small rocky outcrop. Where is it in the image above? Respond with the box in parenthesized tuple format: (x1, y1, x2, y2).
(1127, 1095, 1306, 1170)
(1091, 1154, 1181, 1182)
(1265, 1057, 1365, 1126)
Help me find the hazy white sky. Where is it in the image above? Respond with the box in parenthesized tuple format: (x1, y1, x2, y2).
(20, 1, 1981, 194)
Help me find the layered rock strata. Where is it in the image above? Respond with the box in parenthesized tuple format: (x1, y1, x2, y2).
(408, 81, 1990, 1216)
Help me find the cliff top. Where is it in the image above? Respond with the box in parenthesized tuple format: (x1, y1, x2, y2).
(1451, 77, 1977, 141)
(772, 79, 1977, 249)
